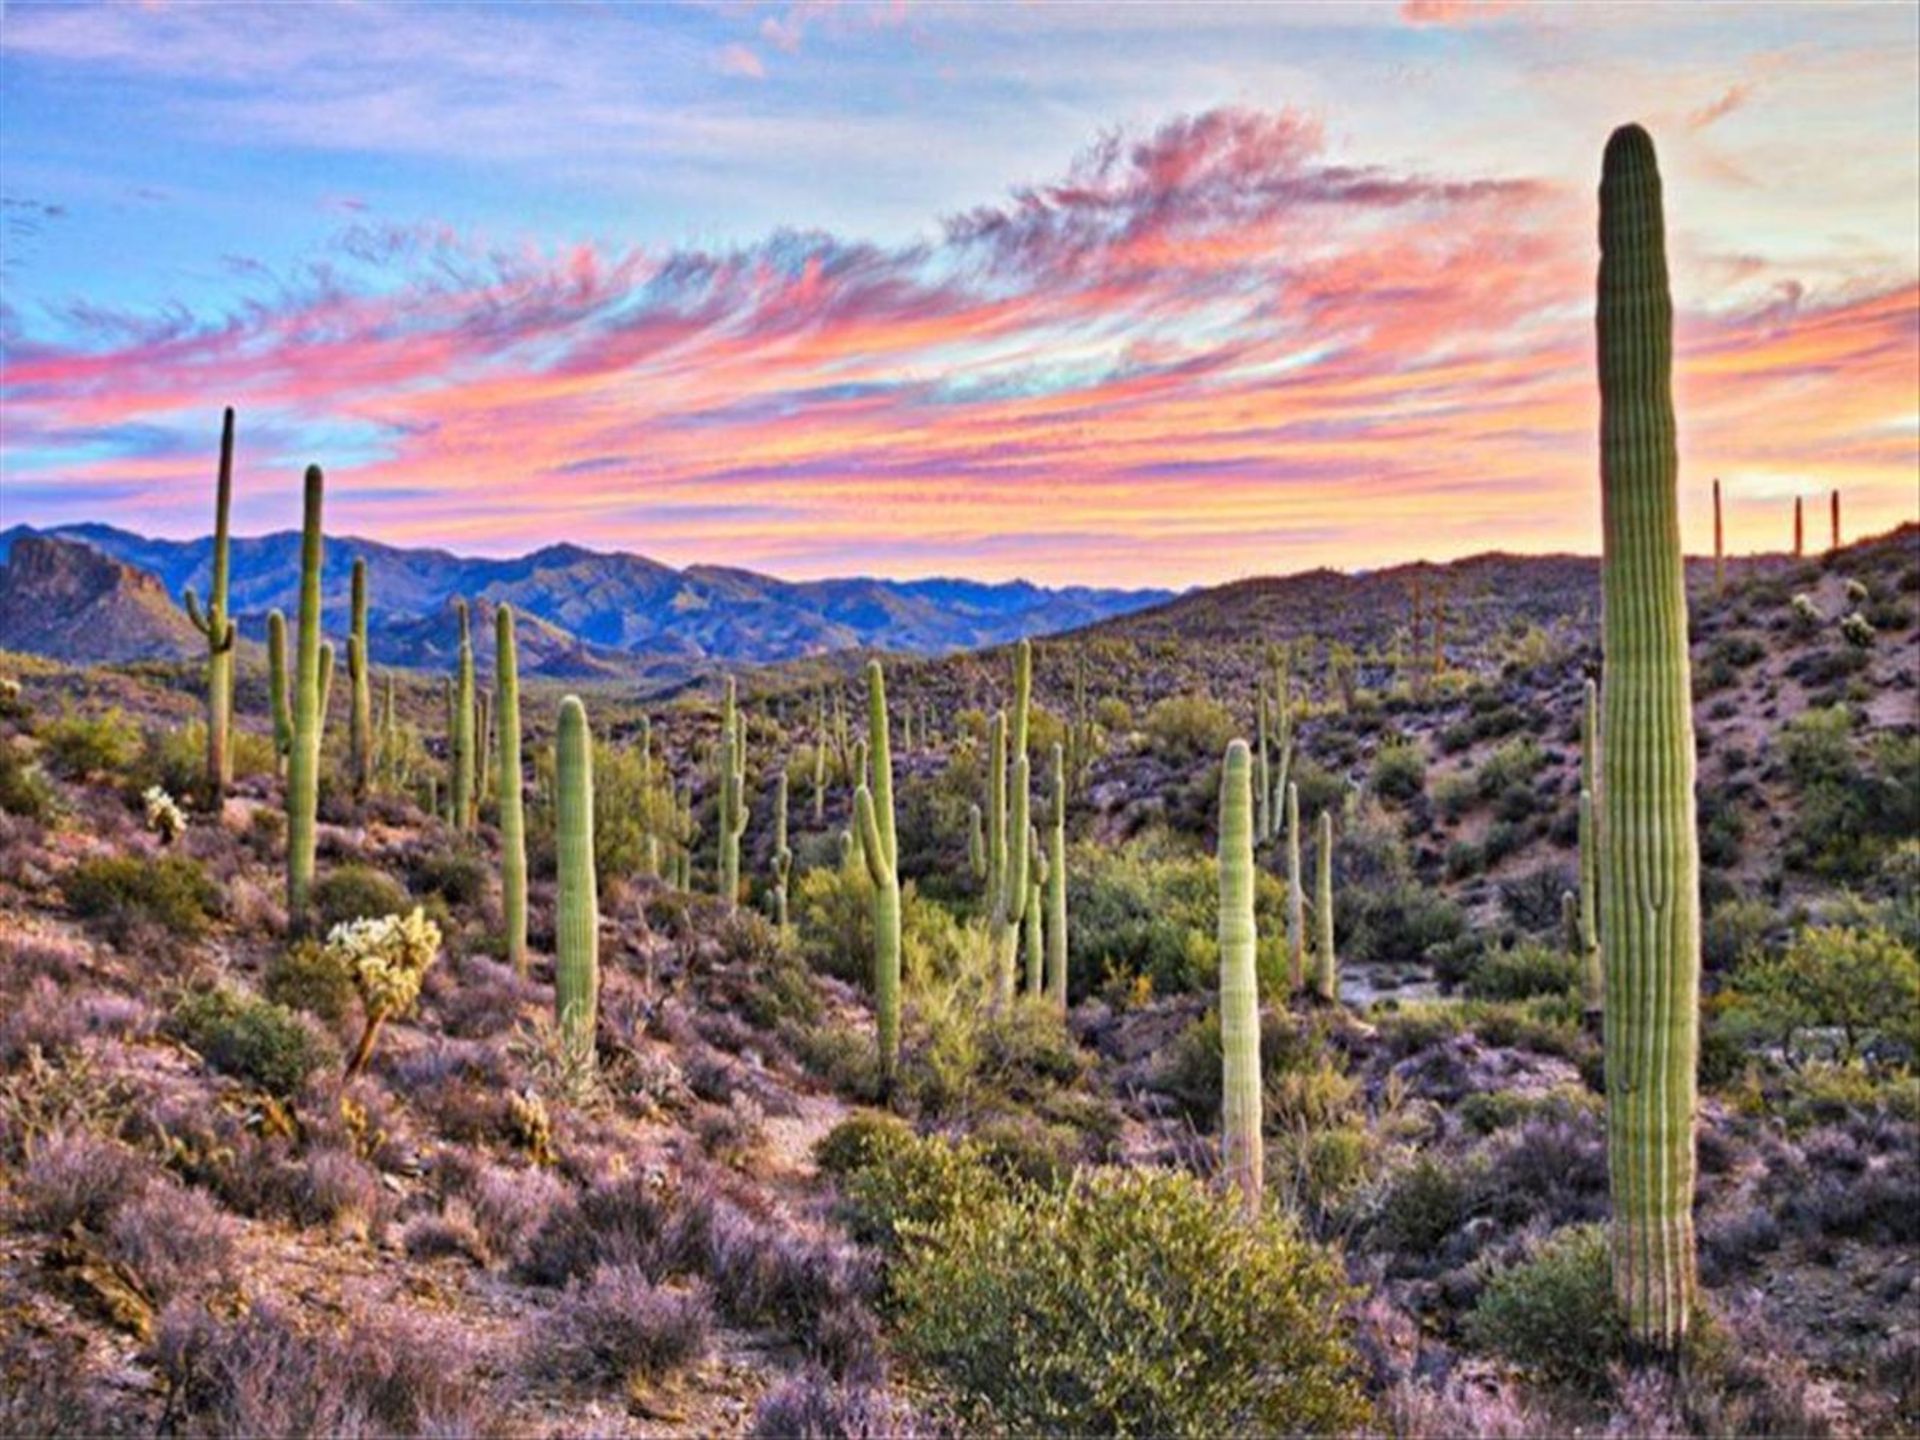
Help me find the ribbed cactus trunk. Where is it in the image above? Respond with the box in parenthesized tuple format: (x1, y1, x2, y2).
(1596, 123, 1702, 1356)
(1314, 809, 1337, 1003)
(813, 718, 827, 826)
(968, 803, 986, 884)
(497, 606, 527, 976)
(1024, 834, 1045, 996)
(854, 661, 901, 1084)
(183, 407, 236, 805)
(1270, 648, 1293, 827)
(264, 609, 291, 776)
(1046, 741, 1068, 1011)
(772, 770, 792, 934)
(1579, 677, 1603, 1017)
(286, 466, 326, 929)
(989, 642, 1033, 1005)
(1218, 738, 1262, 1217)
(1711, 479, 1724, 596)
(1255, 682, 1271, 842)
(452, 601, 475, 832)
(347, 558, 372, 801)
(718, 678, 748, 911)
(1285, 782, 1304, 992)
(1793, 496, 1804, 557)
(554, 695, 599, 1067)
(476, 687, 493, 820)
(1829, 489, 1841, 553)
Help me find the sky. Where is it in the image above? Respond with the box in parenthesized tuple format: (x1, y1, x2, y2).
(1, 1, 1916, 586)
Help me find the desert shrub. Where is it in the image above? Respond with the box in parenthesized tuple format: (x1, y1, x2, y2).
(310, 864, 411, 932)
(14, 1129, 154, 1232)
(1722, 925, 1919, 1065)
(748, 1368, 913, 1440)
(65, 854, 218, 942)
(1476, 736, 1545, 800)
(1781, 708, 1920, 880)
(265, 940, 356, 1024)
(105, 1180, 238, 1304)
(815, 1112, 916, 1180)
(1374, 1155, 1475, 1254)
(526, 1265, 712, 1389)
(1371, 740, 1426, 804)
(168, 987, 336, 1095)
(1342, 878, 1469, 967)
(836, 1130, 1007, 1251)
(1143, 693, 1235, 764)
(0, 739, 57, 820)
(1431, 772, 1475, 821)
(408, 847, 488, 908)
(1466, 941, 1580, 1002)
(1498, 866, 1573, 934)
(1152, 1008, 1328, 1123)
(40, 705, 141, 777)
(891, 1166, 1368, 1437)
(1703, 897, 1776, 972)
(1464, 1223, 1623, 1391)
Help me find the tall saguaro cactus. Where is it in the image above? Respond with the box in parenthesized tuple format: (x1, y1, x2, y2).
(1285, 781, 1305, 992)
(451, 601, 476, 832)
(1596, 123, 1702, 1354)
(853, 661, 901, 1083)
(1793, 495, 1804, 557)
(1218, 738, 1262, 1216)
(1829, 488, 1841, 553)
(1314, 810, 1337, 1002)
(718, 678, 748, 911)
(772, 770, 792, 934)
(497, 605, 527, 976)
(183, 407, 237, 804)
(267, 609, 293, 776)
(286, 466, 326, 928)
(347, 558, 373, 801)
(1046, 741, 1068, 1010)
(555, 695, 599, 1067)
(987, 642, 1034, 1004)
(1711, 478, 1725, 596)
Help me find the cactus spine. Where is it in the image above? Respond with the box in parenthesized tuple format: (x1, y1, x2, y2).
(1579, 677, 1602, 1017)
(772, 769, 792, 934)
(1285, 781, 1304, 992)
(1596, 123, 1702, 1354)
(1314, 809, 1337, 1002)
(497, 606, 527, 976)
(853, 661, 901, 1082)
(555, 695, 598, 1067)
(286, 465, 326, 928)
(451, 600, 476, 831)
(267, 609, 293, 776)
(1046, 740, 1068, 1010)
(1218, 738, 1262, 1216)
(183, 407, 237, 804)
(718, 678, 748, 910)
(347, 558, 372, 801)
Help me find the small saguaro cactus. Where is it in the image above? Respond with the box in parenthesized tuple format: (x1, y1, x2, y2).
(1829, 488, 1841, 553)
(476, 686, 493, 819)
(771, 770, 793, 934)
(813, 717, 827, 825)
(853, 660, 901, 1083)
(347, 557, 373, 801)
(968, 803, 986, 883)
(1793, 495, 1804, 557)
(1712, 478, 1725, 595)
(1255, 681, 1272, 842)
(182, 407, 237, 805)
(452, 601, 476, 832)
(1025, 829, 1046, 996)
(1314, 809, 1337, 1003)
(1285, 781, 1305, 992)
(554, 695, 599, 1069)
(1269, 645, 1294, 827)
(1596, 122, 1703, 1353)
(497, 605, 528, 976)
(286, 465, 327, 928)
(267, 609, 293, 776)
(1217, 738, 1262, 1217)
(718, 678, 750, 911)
(1046, 740, 1068, 1010)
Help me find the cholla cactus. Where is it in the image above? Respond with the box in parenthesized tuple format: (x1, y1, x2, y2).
(144, 785, 188, 844)
(329, 907, 443, 1079)
(1839, 612, 1875, 649)
(1790, 593, 1821, 634)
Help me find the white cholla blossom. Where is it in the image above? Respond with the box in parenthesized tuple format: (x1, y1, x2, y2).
(325, 906, 443, 1019)
(143, 785, 187, 843)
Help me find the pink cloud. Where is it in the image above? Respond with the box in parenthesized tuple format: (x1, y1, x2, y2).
(716, 43, 766, 79)
(1687, 81, 1755, 131)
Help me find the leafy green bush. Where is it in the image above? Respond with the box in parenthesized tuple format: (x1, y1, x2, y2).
(0, 740, 56, 821)
(310, 865, 411, 933)
(65, 855, 218, 941)
(265, 940, 357, 1025)
(1143, 694, 1235, 764)
(836, 1129, 1007, 1251)
(1781, 708, 1920, 880)
(813, 1112, 915, 1180)
(40, 706, 141, 778)
(408, 848, 488, 907)
(1152, 1008, 1330, 1122)
(170, 988, 336, 1095)
(1464, 1223, 1623, 1391)
(1371, 740, 1426, 803)
(891, 1167, 1368, 1437)
(1476, 736, 1545, 800)
(1375, 1155, 1475, 1253)
(1466, 942, 1580, 1001)
(1722, 925, 1919, 1065)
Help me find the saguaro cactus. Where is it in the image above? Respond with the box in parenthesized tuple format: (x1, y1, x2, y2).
(1596, 123, 1702, 1354)
(1793, 496, 1804, 557)
(183, 407, 237, 804)
(718, 678, 748, 911)
(554, 695, 599, 1066)
(988, 642, 1034, 1004)
(853, 661, 901, 1082)
(1255, 682, 1272, 842)
(1829, 488, 1841, 553)
(772, 770, 792, 934)
(346, 558, 372, 801)
(267, 609, 293, 776)
(1024, 830, 1046, 996)
(286, 465, 326, 927)
(1218, 738, 1262, 1216)
(1711, 478, 1725, 595)
(452, 601, 476, 832)
(968, 803, 986, 882)
(1046, 741, 1068, 1010)
(1314, 810, 1337, 1002)
(1285, 781, 1305, 992)
(497, 605, 527, 976)
(1579, 677, 1602, 1017)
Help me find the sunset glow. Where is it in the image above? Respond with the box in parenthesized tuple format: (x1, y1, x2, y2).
(3, 2, 1916, 584)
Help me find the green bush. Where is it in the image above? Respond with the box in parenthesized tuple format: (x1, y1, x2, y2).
(1143, 694, 1235, 765)
(836, 1129, 1007, 1251)
(40, 706, 141, 778)
(1371, 740, 1426, 804)
(891, 1167, 1368, 1437)
(310, 865, 411, 933)
(170, 987, 336, 1095)
(1722, 925, 1919, 1065)
(65, 855, 218, 941)
(1464, 1223, 1623, 1391)
(813, 1111, 914, 1180)
(1476, 736, 1545, 800)
(1375, 1155, 1476, 1253)
(1466, 942, 1580, 1002)
(1152, 1008, 1328, 1122)
(0, 740, 56, 821)
(265, 940, 357, 1025)
(408, 848, 488, 908)
(1781, 709, 1919, 881)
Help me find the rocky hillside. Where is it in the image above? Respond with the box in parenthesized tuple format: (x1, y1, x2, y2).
(0, 536, 204, 665)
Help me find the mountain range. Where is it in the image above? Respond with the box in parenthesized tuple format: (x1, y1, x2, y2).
(0, 524, 1172, 677)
